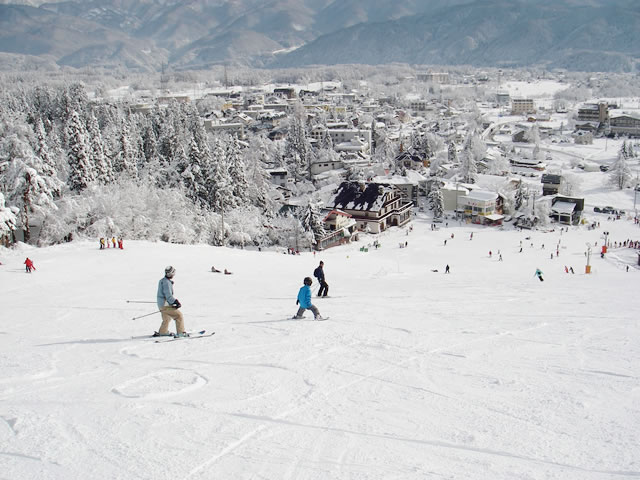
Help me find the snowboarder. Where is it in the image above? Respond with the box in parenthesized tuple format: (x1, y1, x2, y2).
(211, 266, 221, 273)
(294, 277, 323, 320)
(445, 264, 450, 274)
(314, 261, 329, 297)
(534, 268, 544, 282)
(224, 269, 233, 275)
(155, 266, 187, 337)
(24, 257, 35, 273)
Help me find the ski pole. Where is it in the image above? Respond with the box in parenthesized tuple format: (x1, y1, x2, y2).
(126, 300, 156, 304)
(132, 310, 161, 321)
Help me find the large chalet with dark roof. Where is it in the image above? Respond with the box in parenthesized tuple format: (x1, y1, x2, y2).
(331, 181, 412, 234)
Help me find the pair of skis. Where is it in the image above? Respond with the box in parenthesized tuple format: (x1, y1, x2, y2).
(153, 330, 215, 343)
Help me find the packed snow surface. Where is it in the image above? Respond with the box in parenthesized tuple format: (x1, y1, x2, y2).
(1, 213, 639, 479)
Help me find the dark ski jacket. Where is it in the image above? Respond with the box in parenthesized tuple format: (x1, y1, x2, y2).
(313, 266, 325, 282)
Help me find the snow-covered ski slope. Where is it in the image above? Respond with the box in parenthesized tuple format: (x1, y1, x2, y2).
(1, 214, 639, 479)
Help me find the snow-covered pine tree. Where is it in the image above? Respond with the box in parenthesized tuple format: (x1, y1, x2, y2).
(66, 110, 95, 192)
(141, 120, 158, 165)
(244, 135, 275, 214)
(320, 130, 333, 150)
(514, 180, 527, 211)
(33, 117, 63, 197)
(227, 135, 249, 206)
(207, 138, 233, 213)
(86, 113, 113, 185)
(300, 201, 326, 247)
(609, 149, 632, 190)
(3, 134, 58, 243)
(113, 119, 138, 179)
(448, 142, 457, 163)
(459, 135, 478, 184)
(183, 136, 208, 207)
(283, 103, 313, 181)
(0, 192, 17, 243)
(428, 181, 444, 219)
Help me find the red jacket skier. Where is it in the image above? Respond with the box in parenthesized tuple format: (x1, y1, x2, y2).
(24, 257, 35, 273)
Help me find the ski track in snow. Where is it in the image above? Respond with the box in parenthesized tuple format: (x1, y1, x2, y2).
(111, 368, 208, 399)
(184, 320, 637, 479)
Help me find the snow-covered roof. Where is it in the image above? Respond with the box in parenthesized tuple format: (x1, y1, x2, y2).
(323, 209, 352, 221)
(332, 182, 396, 212)
(552, 201, 577, 214)
(466, 190, 498, 202)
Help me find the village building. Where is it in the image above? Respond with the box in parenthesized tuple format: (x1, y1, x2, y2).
(316, 210, 359, 250)
(459, 190, 503, 225)
(373, 171, 427, 206)
(577, 102, 609, 123)
(573, 130, 593, 144)
(331, 181, 413, 234)
(511, 98, 535, 115)
(310, 159, 344, 176)
(416, 72, 450, 84)
(541, 174, 563, 196)
(551, 196, 584, 225)
(608, 113, 640, 137)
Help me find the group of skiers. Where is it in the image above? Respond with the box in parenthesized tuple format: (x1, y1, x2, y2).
(100, 237, 124, 250)
(154, 260, 331, 336)
(294, 261, 328, 320)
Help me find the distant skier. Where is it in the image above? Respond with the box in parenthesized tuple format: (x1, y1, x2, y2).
(445, 264, 450, 274)
(24, 257, 35, 273)
(314, 261, 329, 297)
(534, 268, 544, 282)
(155, 266, 187, 337)
(99, 237, 105, 249)
(211, 266, 221, 273)
(293, 277, 323, 320)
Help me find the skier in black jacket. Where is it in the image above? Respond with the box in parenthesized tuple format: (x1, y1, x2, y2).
(314, 261, 329, 297)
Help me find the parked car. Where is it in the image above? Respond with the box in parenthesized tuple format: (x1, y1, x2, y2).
(594, 207, 602, 213)
(599, 165, 610, 172)
(602, 206, 615, 214)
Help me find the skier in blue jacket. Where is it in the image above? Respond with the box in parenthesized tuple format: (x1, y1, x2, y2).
(155, 266, 187, 337)
(293, 277, 323, 320)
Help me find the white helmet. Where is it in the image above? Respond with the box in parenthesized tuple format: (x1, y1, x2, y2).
(165, 266, 176, 278)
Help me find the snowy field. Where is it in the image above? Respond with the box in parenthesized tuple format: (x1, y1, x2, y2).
(1, 210, 639, 479)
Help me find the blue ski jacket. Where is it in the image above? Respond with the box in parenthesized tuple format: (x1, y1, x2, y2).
(297, 284, 312, 308)
(157, 277, 177, 308)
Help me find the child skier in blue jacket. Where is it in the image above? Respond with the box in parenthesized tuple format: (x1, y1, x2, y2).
(294, 277, 323, 320)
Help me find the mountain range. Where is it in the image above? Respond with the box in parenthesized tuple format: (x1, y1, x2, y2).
(0, 0, 638, 72)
